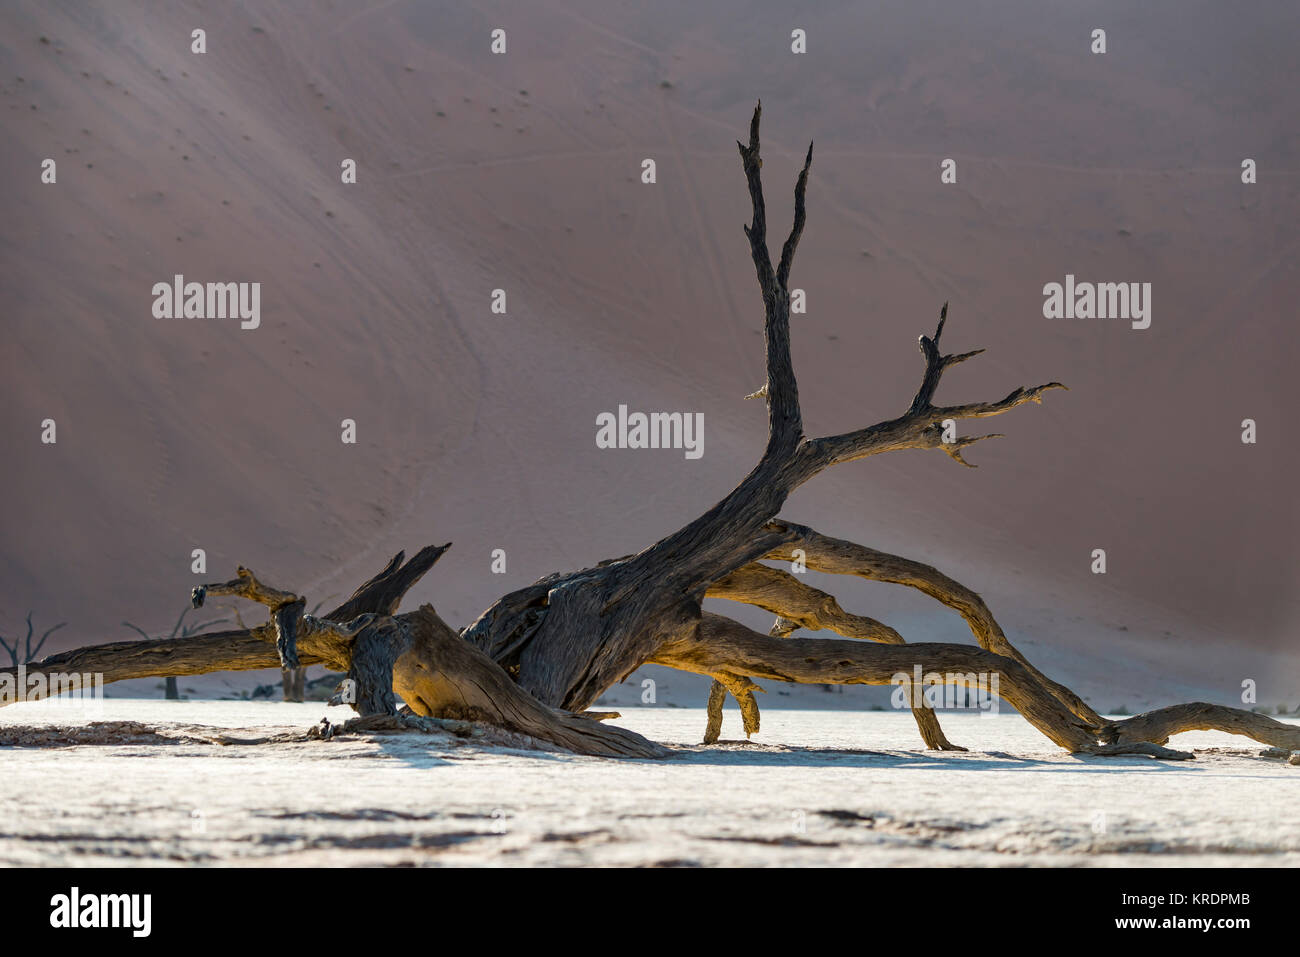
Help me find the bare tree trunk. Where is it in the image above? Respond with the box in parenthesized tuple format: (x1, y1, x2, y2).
(463, 105, 1062, 716)
(164, 676, 179, 700)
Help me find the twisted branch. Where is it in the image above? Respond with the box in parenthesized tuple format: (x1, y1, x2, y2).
(705, 561, 964, 749)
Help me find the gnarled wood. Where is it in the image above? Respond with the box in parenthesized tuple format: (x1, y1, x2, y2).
(650, 613, 1191, 759)
(465, 104, 1063, 716)
(1105, 703, 1300, 751)
(706, 562, 964, 750)
(10, 104, 1284, 771)
(2, 629, 297, 691)
(760, 522, 1102, 728)
(393, 605, 669, 758)
(325, 544, 452, 621)
(4, 555, 667, 759)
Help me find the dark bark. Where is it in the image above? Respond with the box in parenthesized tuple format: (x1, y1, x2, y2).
(464, 103, 1063, 716)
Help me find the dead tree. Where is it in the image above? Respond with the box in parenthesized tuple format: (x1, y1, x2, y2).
(1, 613, 66, 669)
(4, 104, 1296, 762)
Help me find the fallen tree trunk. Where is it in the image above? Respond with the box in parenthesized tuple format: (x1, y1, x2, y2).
(6, 103, 1290, 765)
(1101, 702, 1300, 752)
(2, 550, 666, 759)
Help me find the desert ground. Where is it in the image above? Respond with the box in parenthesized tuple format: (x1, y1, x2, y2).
(1, 699, 1296, 867)
(1, 2, 1296, 872)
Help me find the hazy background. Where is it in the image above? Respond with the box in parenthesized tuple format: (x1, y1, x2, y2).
(2, 0, 1297, 709)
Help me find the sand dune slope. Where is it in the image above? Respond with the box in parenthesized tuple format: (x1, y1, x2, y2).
(1, 1, 1297, 709)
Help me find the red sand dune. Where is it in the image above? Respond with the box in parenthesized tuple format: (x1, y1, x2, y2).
(2, 1, 1296, 707)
